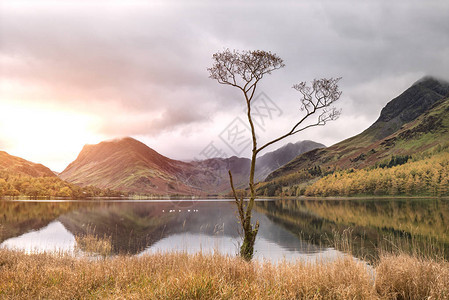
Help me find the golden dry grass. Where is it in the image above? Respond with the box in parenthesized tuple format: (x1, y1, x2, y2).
(375, 254, 449, 300)
(74, 233, 112, 258)
(0, 249, 447, 299)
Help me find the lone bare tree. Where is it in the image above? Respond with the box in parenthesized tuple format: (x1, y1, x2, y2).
(208, 49, 342, 261)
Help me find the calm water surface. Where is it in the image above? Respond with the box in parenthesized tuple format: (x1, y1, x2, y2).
(1, 198, 448, 262)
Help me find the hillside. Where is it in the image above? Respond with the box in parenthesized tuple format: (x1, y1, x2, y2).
(0, 151, 121, 198)
(59, 137, 324, 195)
(364, 76, 449, 142)
(59, 137, 200, 195)
(304, 150, 449, 197)
(0, 151, 55, 177)
(265, 76, 449, 186)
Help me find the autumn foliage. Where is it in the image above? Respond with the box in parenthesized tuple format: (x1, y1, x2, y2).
(304, 152, 449, 197)
(0, 172, 124, 198)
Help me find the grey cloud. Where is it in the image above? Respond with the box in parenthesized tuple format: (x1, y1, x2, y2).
(1, 0, 448, 163)
(0, 6, 217, 111)
(320, 1, 449, 81)
(99, 104, 211, 136)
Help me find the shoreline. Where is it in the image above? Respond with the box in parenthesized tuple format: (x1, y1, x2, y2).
(2, 195, 449, 202)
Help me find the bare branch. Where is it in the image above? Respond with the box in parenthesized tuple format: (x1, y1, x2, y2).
(291, 107, 342, 135)
(257, 78, 342, 154)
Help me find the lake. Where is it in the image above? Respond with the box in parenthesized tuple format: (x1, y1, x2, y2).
(1, 198, 448, 262)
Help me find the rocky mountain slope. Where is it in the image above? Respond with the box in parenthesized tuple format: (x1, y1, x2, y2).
(264, 76, 449, 184)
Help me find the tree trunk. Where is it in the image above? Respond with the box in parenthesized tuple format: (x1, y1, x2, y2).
(239, 108, 260, 261)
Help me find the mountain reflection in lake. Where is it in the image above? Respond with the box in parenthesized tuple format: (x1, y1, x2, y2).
(1, 199, 448, 262)
(255, 198, 449, 261)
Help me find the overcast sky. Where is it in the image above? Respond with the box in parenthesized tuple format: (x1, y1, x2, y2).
(1, 0, 449, 171)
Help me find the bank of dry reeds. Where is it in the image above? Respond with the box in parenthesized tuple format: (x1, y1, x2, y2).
(0, 249, 448, 299)
(374, 254, 449, 299)
(74, 232, 112, 258)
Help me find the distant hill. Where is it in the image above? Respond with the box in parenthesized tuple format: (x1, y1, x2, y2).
(59, 137, 324, 195)
(263, 76, 449, 191)
(256, 140, 325, 181)
(0, 151, 55, 177)
(191, 140, 326, 192)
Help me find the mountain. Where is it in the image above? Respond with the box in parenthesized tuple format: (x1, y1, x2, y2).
(189, 140, 325, 192)
(265, 76, 449, 184)
(59, 137, 324, 195)
(361, 76, 449, 142)
(190, 156, 251, 193)
(256, 140, 325, 181)
(59, 137, 199, 195)
(0, 151, 55, 177)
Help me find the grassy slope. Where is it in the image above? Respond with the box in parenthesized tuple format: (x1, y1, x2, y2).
(261, 96, 449, 194)
(266, 77, 449, 182)
(0, 250, 447, 299)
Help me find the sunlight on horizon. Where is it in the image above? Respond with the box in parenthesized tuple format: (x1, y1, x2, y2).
(0, 100, 105, 171)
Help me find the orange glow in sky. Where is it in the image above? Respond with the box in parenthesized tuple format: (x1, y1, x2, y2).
(0, 99, 104, 172)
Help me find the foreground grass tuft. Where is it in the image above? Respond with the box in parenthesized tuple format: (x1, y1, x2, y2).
(0, 249, 448, 299)
(375, 254, 449, 299)
(74, 233, 112, 258)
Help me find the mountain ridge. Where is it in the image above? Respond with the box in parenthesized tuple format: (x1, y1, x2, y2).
(59, 137, 324, 195)
(264, 76, 449, 184)
(362, 76, 449, 142)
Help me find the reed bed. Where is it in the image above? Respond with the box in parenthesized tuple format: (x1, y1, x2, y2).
(74, 233, 112, 258)
(374, 254, 449, 300)
(0, 248, 448, 299)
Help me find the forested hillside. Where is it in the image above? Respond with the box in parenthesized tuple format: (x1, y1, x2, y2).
(0, 173, 124, 198)
(304, 150, 449, 197)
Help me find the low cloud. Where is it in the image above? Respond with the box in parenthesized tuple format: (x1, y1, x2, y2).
(99, 105, 211, 137)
